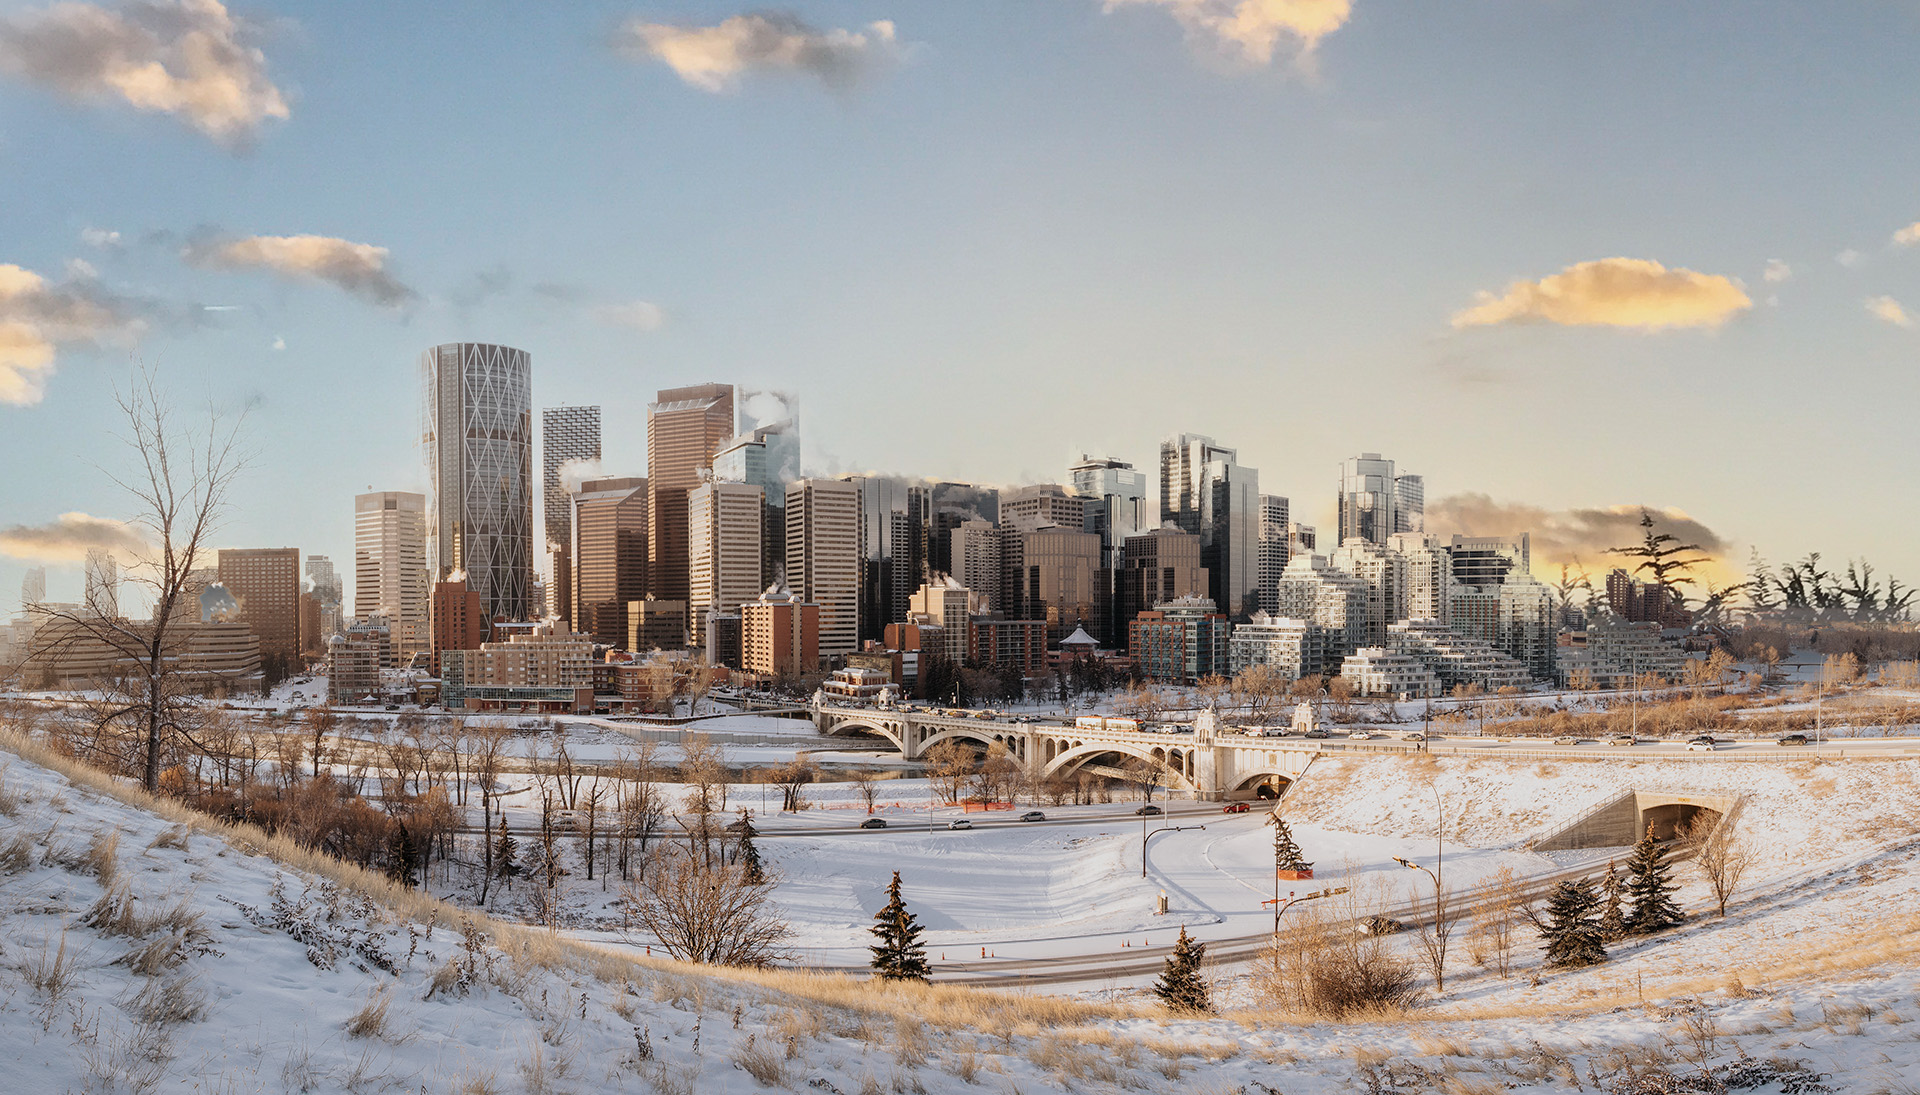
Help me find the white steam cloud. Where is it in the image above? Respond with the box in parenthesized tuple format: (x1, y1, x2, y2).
(616, 12, 902, 92)
(1105, 0, 1352, 64)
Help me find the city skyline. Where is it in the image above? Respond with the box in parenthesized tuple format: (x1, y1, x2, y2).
(4, 1, 1916, 609)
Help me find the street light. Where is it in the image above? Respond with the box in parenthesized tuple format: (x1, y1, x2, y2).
(1263, 886, 1348, 945)
(1141, 824, 1205, 878)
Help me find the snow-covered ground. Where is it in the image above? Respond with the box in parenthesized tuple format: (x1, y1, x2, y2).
(4, 734, 1920, 1093)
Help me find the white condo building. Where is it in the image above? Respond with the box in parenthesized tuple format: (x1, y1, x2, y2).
(355, 491, 429, 658)
(688, 481, 764, 648)
(785, 478, 861, 661)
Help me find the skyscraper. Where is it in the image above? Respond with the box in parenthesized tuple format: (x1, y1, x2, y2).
(422, 342, 534, 622)
(686, 480, 762, 648)
(1393, 473, 1425, 535)
(305, 555, 345, 642)
(647, 384, 734, 607)
(1160, 433, 1260, 618)
(1257, 494, 1291, 615)
(354, 491, 429, 658)
(1068, 456, 1150, 569)
(1389, 531, 1452, 625)
(785, 478, 861, 660)
(1337, 453, 1400, 547)
(570, 476, 648, 646)
(541, 405, 601, 617)
(714, 395, 799, 584)
(844, 475, 926, 643)
(83, 548, 117, 618)
(20, 566, 46, 610)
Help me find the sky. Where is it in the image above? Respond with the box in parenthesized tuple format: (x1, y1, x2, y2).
(2, 0, 1919, 613)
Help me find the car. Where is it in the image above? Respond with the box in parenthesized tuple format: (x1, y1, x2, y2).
(947, 818, 974, 830)
(1401, 731, 1426, 742)
(1134, 804, 1164, 816)
(1361, 915, 1404, 936)
(1348, 730, 1375, 740)
(1553, 736, 1581, 745)
(1303, 729, 1330, 739)
(1606, 735, 1637, 746)
(1019, 811, 1047, 823)
(859, 817, 889, 829)
(1687, 739, 1716, 752)
(1778, 733, 1810, 747)
(1221, 802, 1251, 814)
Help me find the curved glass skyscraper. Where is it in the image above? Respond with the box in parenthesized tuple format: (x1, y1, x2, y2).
(421, 342, 533, 623)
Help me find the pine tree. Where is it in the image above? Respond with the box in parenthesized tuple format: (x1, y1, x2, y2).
(1597, 860, 1627, 942)
(1539, 878, 1607, 968)
(868, 872, 931, 982)
(736, 814, 765, 885)
(1622, 823, 1685, 934)
(494, 815, 518, 888)
(1272, 819, 1313, 874)
(1153, 926, 1211, 1012)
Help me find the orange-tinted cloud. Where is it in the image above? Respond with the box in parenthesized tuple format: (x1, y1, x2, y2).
(183, 233, 416, 307)
(616, 12, 900, 92)
(0, 511, 146, 562)
(1107, 0, 1351, 63)
(1427, 493, 1737, 588)
(1453, 257, 1751, 332)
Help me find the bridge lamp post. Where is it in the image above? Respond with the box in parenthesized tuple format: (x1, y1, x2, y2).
(1141, 824, 1205, 878)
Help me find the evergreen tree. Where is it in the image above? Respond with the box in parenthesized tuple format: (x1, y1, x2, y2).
(1597, 860, 1627, 942)
(1622, 823, 1685, 934)
(1153, 926, 1211, 1012)
(868, 872, 931, 982)
(1539, 878, 1607, 968)
(736, 813, 765, 885)
(1272, 819, 1313, 873)
(386, 820, 417, 888)
(493, 815, 518, 888)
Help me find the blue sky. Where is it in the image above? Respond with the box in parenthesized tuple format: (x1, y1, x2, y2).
(3, 0, 1919, 610)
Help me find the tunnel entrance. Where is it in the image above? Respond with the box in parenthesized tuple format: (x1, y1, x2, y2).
(1639, 803, 1719, 841)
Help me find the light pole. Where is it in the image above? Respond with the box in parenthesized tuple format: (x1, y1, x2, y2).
(1264, 886, 1348, 947)
(1141, 824, 1205, 878)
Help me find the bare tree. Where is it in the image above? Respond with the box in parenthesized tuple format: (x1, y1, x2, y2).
(304, 704, 338, 780)
(1411, 879, 1458, 993)
(1468, 865, 1523, 979)
(1121, 755, 1166, 802)
(923, 740, 975, 805)
(623, 849, 792, 967)
(28, 368, 247, 792)
(768, 756, 818, 812)
(848, 769, 882, 814)
(1682, 813, 1753, 918)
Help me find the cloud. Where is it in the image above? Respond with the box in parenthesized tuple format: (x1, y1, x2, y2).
(594, 300, 666, 331)
(80, 226, 122, 249)
(1762, 259, 1791, 284)
(1452, 257, 1751, 332)
(269, 335, 284, 350)
(1427, 493, 1731, 583)
(0, 511, 146, 562)
(0, 262, 150, 406)
(182, 233, 417, 307)
(0, 0, 288, 146)
(1866, 295, 1912, 328)
(615, 12, 901, 92)
(1836, 248, 1865, 268)
(1893, 221, 1920, 247)
(1105, 0, 1351, 64)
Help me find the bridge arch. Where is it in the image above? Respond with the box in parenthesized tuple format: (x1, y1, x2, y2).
(1226, 771, 1296, 800)
(916, 727, 1020, 761)
(1040, 742, 1197, 790)
(822, 718, 905, 753)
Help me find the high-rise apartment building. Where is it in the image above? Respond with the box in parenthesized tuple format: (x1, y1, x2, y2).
(687, 480, 763, 648)
(1256, 494, 1290, 615)
(713, 402, 798, 583)
(570, 476, 648, 646)
(647, 383, 734, 607)
(422, 342, 533, 623)
(431, 576, 487, 672)
(1273, 554, 1370, 665)
(785, 478, 861, 661)
(1006, 527, 1105, 645)
(1389, 532, 1452, 625)
(218, 548, 301, 676)
(1329, 537, 1410, 649)
(83, 548, 118, 618)
(1448, 534, 1528, 587)
(1129, 595, 1230, 684)
(740, 583, 818, 678)
(907, 577, 972, 668)
(1160, 433, 1260, 618)
(1069, 456, 1151, 570)
(354, 491, 429, 659)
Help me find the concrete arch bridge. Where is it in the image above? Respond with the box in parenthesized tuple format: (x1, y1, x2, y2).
(814, 705, 1314, 800)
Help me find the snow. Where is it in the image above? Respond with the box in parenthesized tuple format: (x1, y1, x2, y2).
(3, 737, 1920, 1093)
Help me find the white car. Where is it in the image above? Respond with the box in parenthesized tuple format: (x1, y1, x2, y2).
(1687, 738, 1717, 752)
(1348, 730, 1375, 740)
(947, 819, 973, 830)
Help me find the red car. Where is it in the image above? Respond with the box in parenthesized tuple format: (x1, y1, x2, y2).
(1222, 802, 1252, 814)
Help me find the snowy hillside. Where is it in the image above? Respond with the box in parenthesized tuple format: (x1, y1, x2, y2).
(2, 733, 1918, 1093)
